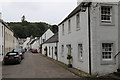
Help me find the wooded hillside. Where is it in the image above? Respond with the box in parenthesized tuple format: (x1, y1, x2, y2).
(7, 21, 58, 38)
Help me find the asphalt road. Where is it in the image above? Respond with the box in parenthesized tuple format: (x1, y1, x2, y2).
(2, 52, 79, 78)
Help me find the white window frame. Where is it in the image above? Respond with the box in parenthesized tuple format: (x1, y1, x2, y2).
(61, 45, 64, 57)
(67, 44, 72, 55)
(100, 5, 114, 24)
(102, 43, 113, 61)
(101, 42, 115, 65)
(68, 19, 71, 33)
(76, 13, 80, 30)
(62, 24, 64, 35)
(78, 44, 83, 61)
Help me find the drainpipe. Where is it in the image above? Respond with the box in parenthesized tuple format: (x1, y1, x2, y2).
(88, 2, 92, 75)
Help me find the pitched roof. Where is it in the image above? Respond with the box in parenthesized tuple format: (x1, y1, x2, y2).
(43, 33, 58, 44)
(0, 19, 13, 32)
(58, 2, 91, 26)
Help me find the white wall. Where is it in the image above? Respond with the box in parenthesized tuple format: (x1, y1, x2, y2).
(31, 39, 39, 51)
(14, 37, 20, 49)
(42, 43, 58, 60)
(58, 2, 119, 75)
(90, 2, 119, 75)
(5, 26, 14, 55)
(40, 29, 54, 44)
(58, 7, 89, 73)
(23, 37, 30, 49)
(0, 22, 4, 61)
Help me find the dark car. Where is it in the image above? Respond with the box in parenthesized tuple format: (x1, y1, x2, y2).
(12, 49, 24, 59)
(3, 52, 22, 64)
(31, 49, 38, 53)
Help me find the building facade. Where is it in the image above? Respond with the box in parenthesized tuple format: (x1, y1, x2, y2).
(39, 29, 54, 44)
(0, 19, 5, 61)
(4, 22, 14, 55)
(0, 19, 15, 61)
(58, 2, 120, 75)
(42, 34, 58, 60)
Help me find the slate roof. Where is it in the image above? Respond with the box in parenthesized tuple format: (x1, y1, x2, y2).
(0, 19, 13, 32)
(58, 2, 91, 26)
(43, 33, 58, 44)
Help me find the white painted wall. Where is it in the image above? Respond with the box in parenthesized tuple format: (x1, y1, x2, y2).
(5, 26, 14, 55)
(14, 37, 20, 49)
(58, 2, 119, 75)
(42, 43, 58, 60)
(40, 29, 54, 44)
(90, 2, 119, 75)
(23, 37, 30, 49)
(31, 39, 39, 51)
(58, 7, 89, 73)
(0, 21, 4, 61)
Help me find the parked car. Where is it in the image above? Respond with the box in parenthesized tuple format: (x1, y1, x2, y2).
(31, 49, 38, 53)
(3, 52, 22, 64)
(12, 49, 24, 59)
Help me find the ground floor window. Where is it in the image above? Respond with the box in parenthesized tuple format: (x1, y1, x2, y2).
(102, 43, 113, 61)
(61, 45, 64, 57)
(67, 44, 71, 55)
(78, 44, 83, 61)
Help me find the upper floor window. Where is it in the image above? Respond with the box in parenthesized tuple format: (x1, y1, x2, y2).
(78, 44, 83, 60)
(62, 24, 64, 35)
(76, 13, 80, 30)
(102, 43, 113, 61)
(101, 6, 112, 23)
(68, 19, 71, 33)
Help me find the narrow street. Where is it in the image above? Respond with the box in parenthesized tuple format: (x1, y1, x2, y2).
(2, 52, 79, 78)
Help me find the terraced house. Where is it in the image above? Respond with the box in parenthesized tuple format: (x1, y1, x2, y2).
(0, 13, 19, 62)
(58, 1, 120, 75)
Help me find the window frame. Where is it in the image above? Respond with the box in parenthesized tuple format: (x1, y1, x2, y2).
(68, 19, 71, 33)
(61, 45, 64, 57)
(101, 6, 112, 23)
(102, 43, 113, 61)
(62, 23, 64, 35)
(100, 4, 115, 26)
(78, 44, 83, 61)
(76, 13, 80, 30)
(100, 41, 115, 65)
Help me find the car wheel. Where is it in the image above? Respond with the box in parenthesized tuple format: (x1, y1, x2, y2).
(17, 59, 21, 64)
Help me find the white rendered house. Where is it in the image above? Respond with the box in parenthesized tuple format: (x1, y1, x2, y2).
(42, 33, 58, 60)
(58, 2, 120, 75)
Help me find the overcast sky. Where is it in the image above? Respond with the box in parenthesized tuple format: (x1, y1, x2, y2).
(0, 0, 78, 25)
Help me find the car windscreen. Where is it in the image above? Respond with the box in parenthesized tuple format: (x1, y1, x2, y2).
(7, 53, 18, 56)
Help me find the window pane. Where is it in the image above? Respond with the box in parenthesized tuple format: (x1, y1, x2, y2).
(102, 43, 113, 60)
(101, 6, 112, 22)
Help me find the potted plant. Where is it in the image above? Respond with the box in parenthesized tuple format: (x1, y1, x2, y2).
(67, 54, 73, 68)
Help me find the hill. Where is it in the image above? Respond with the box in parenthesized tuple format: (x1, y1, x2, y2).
(7, 21, 58, 38)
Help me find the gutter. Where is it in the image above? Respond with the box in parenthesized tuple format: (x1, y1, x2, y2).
(88, 2, 92, 75)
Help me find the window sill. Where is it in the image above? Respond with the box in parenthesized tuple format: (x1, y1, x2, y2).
(76, 28, 80, 31)
(101, 59, 116, 65)
(100, 21, 115, 26)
